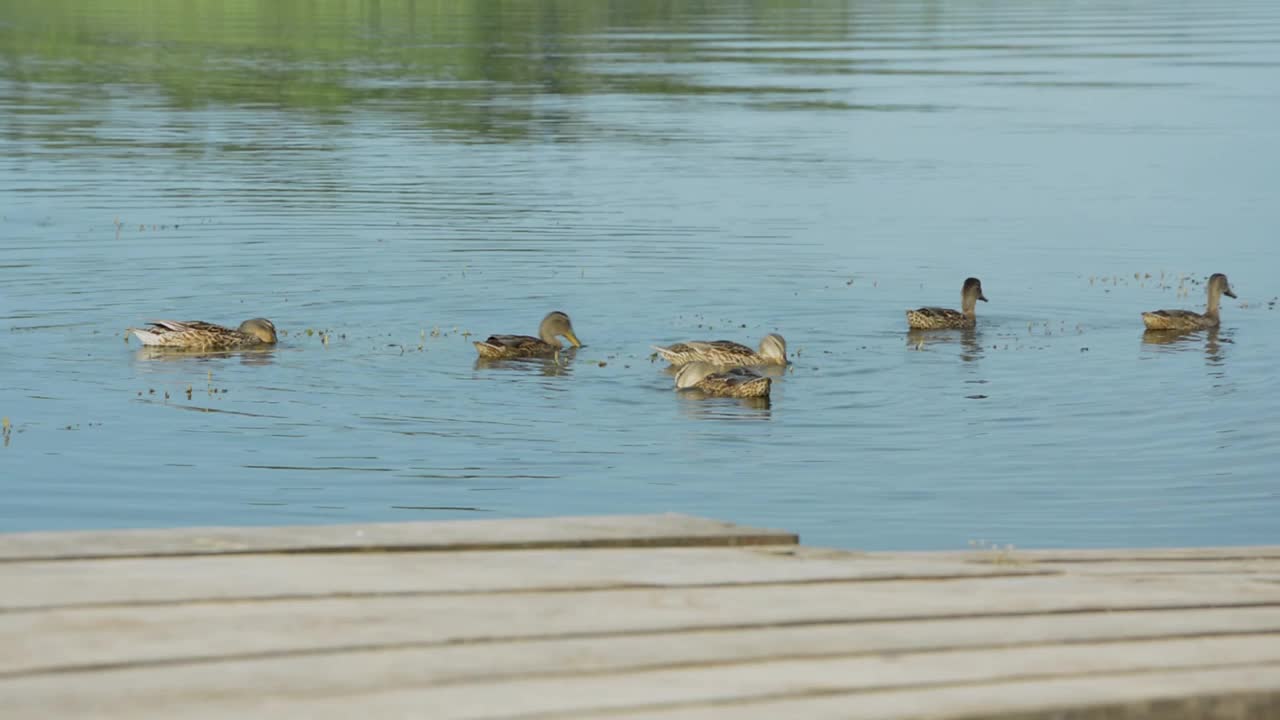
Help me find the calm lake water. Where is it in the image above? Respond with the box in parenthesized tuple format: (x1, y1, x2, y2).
(2, 1, 1278, 549)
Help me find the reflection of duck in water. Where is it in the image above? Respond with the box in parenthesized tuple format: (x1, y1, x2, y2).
(907, 278, 987, 330)
(1141, 327, 1229, 365)
(675, 362, 771, 398)
(653, 333, 788, 367)
(473, 311, 581, 359)
(129, 318, 277, 350)
(1142, 273, 1236, 331)
(134, 346, 277, 365)
(907, 327, 983, 362)
(678, 394, 773, 417)
(473, 355, 574, 377)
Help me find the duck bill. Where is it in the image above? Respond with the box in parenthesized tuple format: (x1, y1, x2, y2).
(563, 330, 583, 348)
(978, 293, 989, 302)
(1225, 288, 1237, 299)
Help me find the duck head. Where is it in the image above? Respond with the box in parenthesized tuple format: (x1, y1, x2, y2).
(1208, 273, 1236, 299)
(538, 311, 582, 348)
(238, 318, 278, 344)
(758, 333, 788, 363)
(963, 277, 988, 304)
(675, 362, 716, 390)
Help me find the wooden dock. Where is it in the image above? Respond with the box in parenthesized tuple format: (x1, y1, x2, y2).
(3, 514, 1280, 719)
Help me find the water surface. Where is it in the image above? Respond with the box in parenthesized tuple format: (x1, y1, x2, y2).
(2, 0, 1279, 549)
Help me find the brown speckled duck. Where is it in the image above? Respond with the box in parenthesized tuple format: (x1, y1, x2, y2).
(473, 311, 582, 359)
(1142, 273, 1236, 331)
(675, 362, 771, 398)
(128, 318, 277, 350)
(653, 333, 787, 367)
(907, 277, 987, 330)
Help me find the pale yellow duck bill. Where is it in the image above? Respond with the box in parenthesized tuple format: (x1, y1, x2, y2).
(563, 329, 582, 347)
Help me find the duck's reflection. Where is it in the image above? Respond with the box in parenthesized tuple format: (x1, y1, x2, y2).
(473, 350, 577, 377)
(676, 392, 772, 420)
(906, 328, 983, 362)
(1141, 327, 1230, 366)
(134, 346, 278, 366)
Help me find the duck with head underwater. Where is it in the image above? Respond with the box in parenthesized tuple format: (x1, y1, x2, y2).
(674, 362, 771, 398)
(128, 318, 278, 350)
(652, 333, 788, 368)
(473, 311, 582, 359)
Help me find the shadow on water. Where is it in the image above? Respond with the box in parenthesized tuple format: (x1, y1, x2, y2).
(906, 328, 984, 363)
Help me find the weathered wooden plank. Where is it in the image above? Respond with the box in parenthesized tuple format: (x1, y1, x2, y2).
(5, 572, 1280, 677)
(5, 606, 1280, 718)
(6, 634, 1280, 718)
(0, 546, 1056, 611)
(12, 546, 1280, 613)
(616, 665, 1280, 720)
(0, 514, 797, 562)
(1056, 559, 1280, 577)
(5, 518, 1279, 718)
(916, 546, 1280, 564)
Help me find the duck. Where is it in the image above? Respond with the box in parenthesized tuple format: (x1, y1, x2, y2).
(128, 318, 277, 350)
(675, 362, 771, 398)
(906, 277, 987, 330)
(652, 333, 787, 367)
(473, 311, 582, 359)
(1142, 273, 1236, 331)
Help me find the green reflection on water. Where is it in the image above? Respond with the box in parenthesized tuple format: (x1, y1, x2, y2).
(0, 0, 863, 142)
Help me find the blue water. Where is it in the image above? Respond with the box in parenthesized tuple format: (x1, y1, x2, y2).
(2, 0, 1278, 549)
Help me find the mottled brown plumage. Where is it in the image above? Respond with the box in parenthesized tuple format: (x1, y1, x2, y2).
(1142, 273, 1236, 331)
(128, 318, 277, 350)
(907, 277, 988, 330)
(653, 333, 787, 367)
(674, 363, 772, 398)
(474, 311, 581, 359)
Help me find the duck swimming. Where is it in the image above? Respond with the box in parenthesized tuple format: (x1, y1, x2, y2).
(473, 311, 582, 359)
(674, 362, 771, 398)
(653, 333, 787, 367)
(907, 277, 987, 330)
(1142, 273, 1236, 331)
(128, 318, 277, 350)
